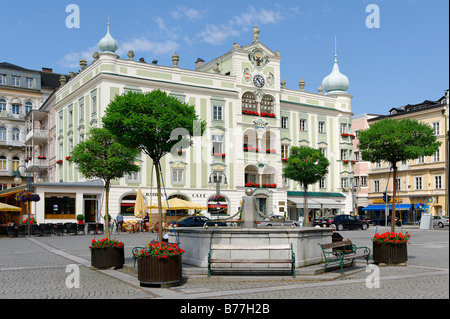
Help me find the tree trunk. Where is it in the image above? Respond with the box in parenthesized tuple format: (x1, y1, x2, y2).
(154, 161, 163, 242)
(304, 184, 309, 227)
(391, 165, 397, 233)
(105, 180, 110, 240)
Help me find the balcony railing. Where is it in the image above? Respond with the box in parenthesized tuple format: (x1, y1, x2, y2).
(25, 129, 49, 143)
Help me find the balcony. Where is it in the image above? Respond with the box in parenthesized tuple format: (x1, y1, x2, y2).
(25, 129, 49, 145)
(26, 157, 50, 169)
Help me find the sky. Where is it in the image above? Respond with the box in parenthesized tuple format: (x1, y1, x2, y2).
(1, 0, 448, 116)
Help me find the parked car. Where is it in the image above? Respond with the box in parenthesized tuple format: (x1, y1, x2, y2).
(432, 216, 449, 228)
(170, 216, 227, 227)
(330, 214, 369, 231)
(359, 215, 373, 225)
(372, 216, 401, 227)
(312, 216, 335, 227)
(257, 214, 299, 227)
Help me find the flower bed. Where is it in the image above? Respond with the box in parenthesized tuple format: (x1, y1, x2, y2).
(90, 238, 125, 269)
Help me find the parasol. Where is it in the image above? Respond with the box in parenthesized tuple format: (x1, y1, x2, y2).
(134, 188, 146, 218)
(0, 202, 22, 212)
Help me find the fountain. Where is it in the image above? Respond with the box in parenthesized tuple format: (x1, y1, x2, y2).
(166, 189, 332, 274)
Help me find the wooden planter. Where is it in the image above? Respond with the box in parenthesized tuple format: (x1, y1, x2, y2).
(137, 254, 182, 287)
(373, 242, 407, 265)
(91, 247, 125, 269)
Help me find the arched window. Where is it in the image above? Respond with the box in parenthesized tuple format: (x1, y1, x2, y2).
(12, 156, 20, 171)
(0, 156, 6, 170)
(25, 101, 33, 115)
(0, 99, 6, 112)
(11, 100, 21, 115)
(120, 194, 137, 216)
(241, 92, 258, 114)
(0, 127, 6, 141)
(12, 128, 20, 141)
(260, 94, 274, 113)
(208, 194, 229, 216)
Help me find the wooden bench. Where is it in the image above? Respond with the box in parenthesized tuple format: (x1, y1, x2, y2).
(208, 243, 296, 277)
(318, 240, 371, 274)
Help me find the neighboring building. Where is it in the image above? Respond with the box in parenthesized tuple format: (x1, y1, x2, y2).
(351, 113, 380, 216)
(364, 95, 448, 223)
(3, 26, 356, 225)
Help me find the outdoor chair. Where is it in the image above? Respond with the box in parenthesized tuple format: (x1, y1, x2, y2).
(16, 225, 26, 236)
(6, 226, 17, 238)
(54, 223, 64, 235)
(77, 223, 85, 235)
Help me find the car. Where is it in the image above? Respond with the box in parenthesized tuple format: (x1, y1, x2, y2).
(330, 214, 369, 231)
(170, 216, 227, 227)
(372, 216, 401, 227)
(432, 216, 449, 228)
(359, 215, 373, 225)
(257, 214, 299, 227)
(312, 215, 335, 227)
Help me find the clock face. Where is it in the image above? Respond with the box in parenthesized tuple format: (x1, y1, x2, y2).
(253, 75, 265, 88)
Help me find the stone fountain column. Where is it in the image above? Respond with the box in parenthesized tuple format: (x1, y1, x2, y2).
(241, 188, 257, 228)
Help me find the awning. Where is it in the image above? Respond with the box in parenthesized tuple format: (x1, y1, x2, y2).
(363, 204, 412, 211)
(413, 204, 429, 209)
(288, 197, 344, 209)
(0, 202, 22, 212)
(314, 198, 345, 209)
(288, 198, 321, 209)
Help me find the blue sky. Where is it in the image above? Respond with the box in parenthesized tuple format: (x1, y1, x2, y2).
(1, 0, 448, 116)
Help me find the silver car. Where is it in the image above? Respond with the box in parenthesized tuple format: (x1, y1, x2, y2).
(432, 216, 449, 228)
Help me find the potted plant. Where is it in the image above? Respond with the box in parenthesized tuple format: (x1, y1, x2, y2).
(90, 238, 125, 269)
(76, 214, 84, 224)
(135, 242, 185, 287)
(372, 231, 410, 264)
(22, 218, 37, 225)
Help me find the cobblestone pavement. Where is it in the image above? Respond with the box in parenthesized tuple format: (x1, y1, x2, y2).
(0, 227, 448, 301)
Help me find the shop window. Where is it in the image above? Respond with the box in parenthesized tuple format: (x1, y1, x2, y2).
(44, 193, 76, 219)
(120, 194, 137, 216)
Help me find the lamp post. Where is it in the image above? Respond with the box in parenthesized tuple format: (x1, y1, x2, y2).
(14, 165, 43, 237)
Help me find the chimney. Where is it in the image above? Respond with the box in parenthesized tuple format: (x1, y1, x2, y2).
(42, 67, 53, 73)
(195, 58, 205, 69)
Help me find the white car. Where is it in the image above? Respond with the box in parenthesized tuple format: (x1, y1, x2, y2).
(257, 214, 299, 227)
(432, 216, 449, 228)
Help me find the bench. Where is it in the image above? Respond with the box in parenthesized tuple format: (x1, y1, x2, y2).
(318, 240, 371, 274)
(208, 243, 296, 278)
(132, 246, 146, 266)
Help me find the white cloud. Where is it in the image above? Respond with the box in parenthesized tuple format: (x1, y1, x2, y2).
(59, 45, 98, 69)
(171, 6, 203, 21)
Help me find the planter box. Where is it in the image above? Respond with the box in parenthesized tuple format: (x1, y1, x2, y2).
(137, 254, 182, 287)
(373, 243, 407, 264)
(91, 247, 124, 269)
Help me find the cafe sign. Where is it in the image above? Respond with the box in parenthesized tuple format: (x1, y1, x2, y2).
(373, 198, 403, 204)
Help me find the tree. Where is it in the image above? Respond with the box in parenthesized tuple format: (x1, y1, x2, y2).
(283, 147, 330, 227)
(358, 118, 441, 232)
(70, 128, 140, 239)
(102, 90, 206, 242)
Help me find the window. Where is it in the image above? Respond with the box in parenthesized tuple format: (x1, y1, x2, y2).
(0, 127, 6, 141)
(12, 156, 20, 171)
(281, 144, 289, 159)
(12, 128, 20, 141)
(91, 90, 97, 116)
(79, 98, 84, 122)
(26, 77, 34, 88)
(172, 169, 183, 184)
(59, 111, 63, 132)
(0, 156, 6, 170)
(374, 180, 380, 192)
(341, 178, 348, 188)
(318, 121, 325, 133)
(0, 74, 6, 85)
(319, 147, 327, 157)
(360, 176, 367, 187)
(126, 171, 139, 183)
(0, 99, 6, 112)
(415, 176, 422, 190)
(434, 176, 442, 189)
(319, 178, 326, 189)
(354, 151, 360, 162)
(396, 178, 401, 191)
(354, 130, 360, 138)
(340, 123, 347, 134)
(433, 148, 440, 162)
(25, 102, 33, 115)
(69, 109, 73, 127)
(340, 149, 347, 161)
(212, 134, 223, 154)
(432, 122, 440, 135)
(12, 102, 20, 115)
(12, 76, 20, 86)
(281, 117, 288, 129)
(212, 105, 223, 121)
(417, 156, 425, 164)
(299, 119, 307, 131)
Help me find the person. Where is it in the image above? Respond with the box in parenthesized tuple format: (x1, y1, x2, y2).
(116, 212, 124, 232)
(143, 213, 149, 232)
(162, 233, 169, 243)
(330, 224, 352, 253)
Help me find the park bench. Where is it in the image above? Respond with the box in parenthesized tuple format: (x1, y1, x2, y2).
(318, 240, 371, 274)
(208, 243, 296, 277)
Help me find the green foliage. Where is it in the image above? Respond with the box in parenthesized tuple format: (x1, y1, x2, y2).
(102, 90, 206, 162)
(282, 147, 330, 186)
(358, 118, 441, 167)
(70, 128, 141, 182)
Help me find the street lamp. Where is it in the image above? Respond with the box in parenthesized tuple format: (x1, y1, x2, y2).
(208, 172, 228, 197)
(13, 165, 43, 237)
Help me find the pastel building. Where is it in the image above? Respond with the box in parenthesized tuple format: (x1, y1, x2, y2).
(10, 26, 356, 225)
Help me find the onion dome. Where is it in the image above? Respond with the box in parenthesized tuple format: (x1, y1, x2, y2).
(98, 22, 118, 54)
(322, 55, 349, 95)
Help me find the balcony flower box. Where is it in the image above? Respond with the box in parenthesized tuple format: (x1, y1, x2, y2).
(341, 133, 350, 137)
(177, 150, 184, 156)
(38, 156, 46, 160)
(266, 149, 276, 154)
(351, 160, 356, 164)
(260, 112, 276, 118)
(56, 160, 63, 164)
(246, 147, 259, 153)
(242, 110, 259, 116)
(281, 158, 288, 162)
(262, 183, 277, 188)
(245, 182, 260, 188)
(65, 156, 72, 161)
(25, 157, 31, 162)
(213, 153, 225, 158)
(342, 160, 349, 164)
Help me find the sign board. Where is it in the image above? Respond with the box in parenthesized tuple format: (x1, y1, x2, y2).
(419, 213, 433, 230)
